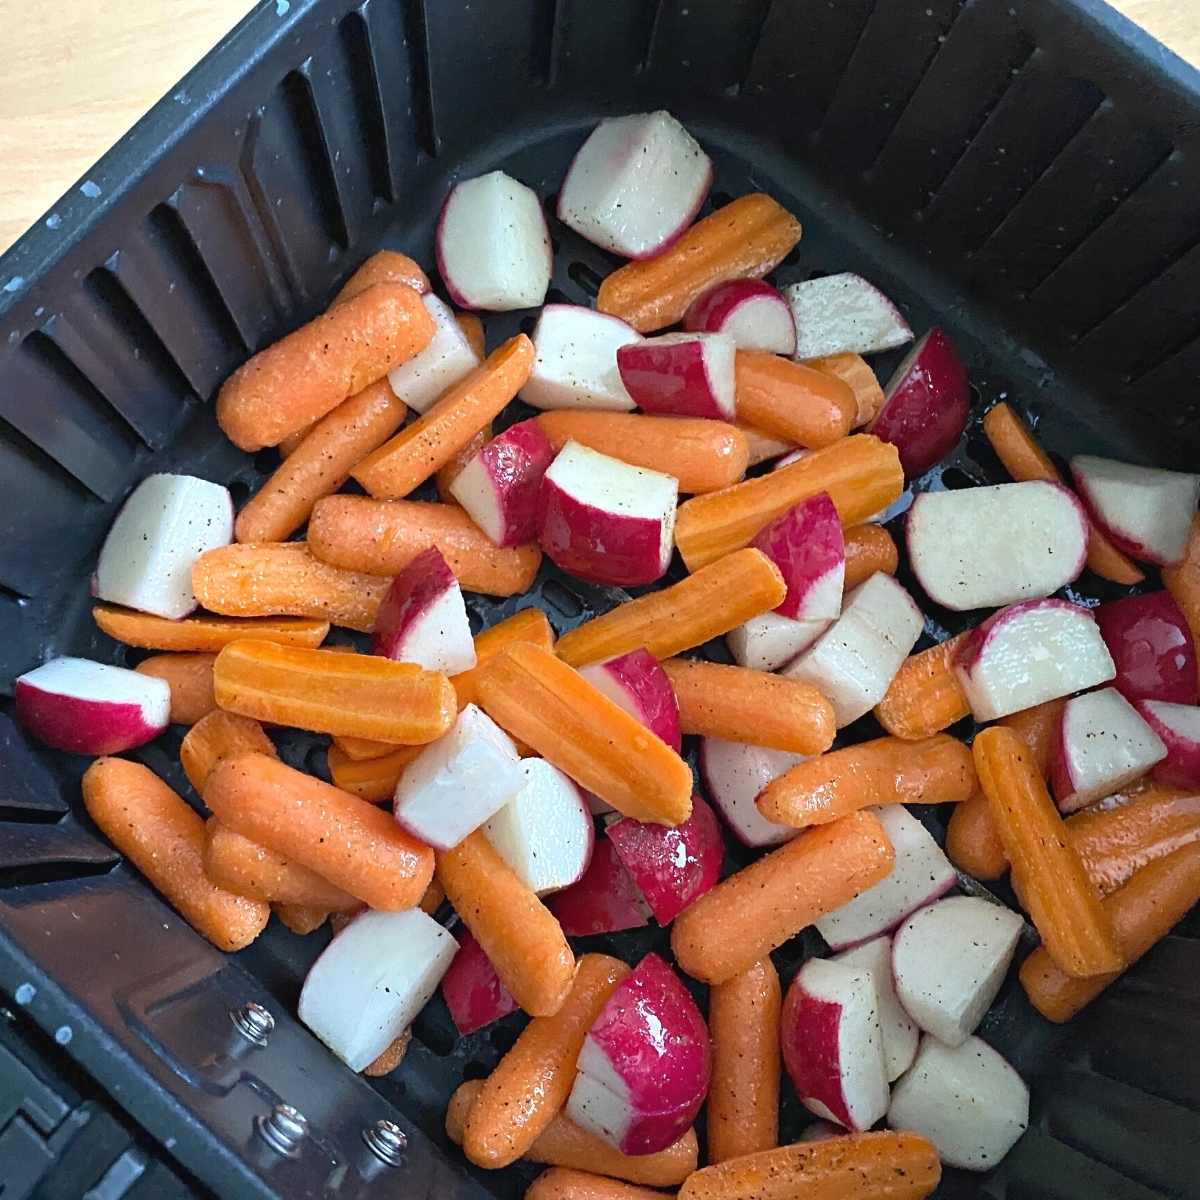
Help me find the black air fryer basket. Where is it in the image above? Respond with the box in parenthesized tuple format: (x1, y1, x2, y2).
(1, 1, 1198, 1196)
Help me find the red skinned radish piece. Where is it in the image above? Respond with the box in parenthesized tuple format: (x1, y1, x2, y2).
(1136, 700, 1200, 787)
(684, 279, 797, 354)
(15, 657, 170, 755)
(548, 838, 652, 937)
(751, 493, 845, 621)
(784, 273, 913, 360)
(617, 332, 737, 421)
(699, 737, 805, 847)
(579, 649, 682, 752)
(522, 305, 641, 412)
(387, 294, 481, 413)
(1095, 591, 1198, 704)
(440, 926, 517, 1036)
(726, 612, 829, 672)
(833, 935, 917, 1082)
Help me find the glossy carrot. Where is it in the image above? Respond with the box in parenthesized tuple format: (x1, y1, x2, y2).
(1000, 697, 1067, 778)
(135, 653, 216, 725)
(334, 250, 430, 305)
(804, 353, 885, 428)
(455, 311, 486, 358)
(180, 709, 276, 793)
(734, 351, 855, 449)
(82, 757, 269, 952)
(526, 1171, 665, 1200)
(327, 743, 420, 802)
(738, 424, 795, 466)
(453, 608, 556, 710)
(331, 733, 400, 760)
(842, 524, 899, 590)
(92, 605, 330, 652)
(420, 879, 445, 915)
(273, 902, 329, 935)
(874, 634, 971, 740)
(1163, 515, 1200, 654)
(436, 422, 491, 502)
(363, 1028, 412, 1077)
(596, 194, 802, 333)
(945, 793, 1009, 881)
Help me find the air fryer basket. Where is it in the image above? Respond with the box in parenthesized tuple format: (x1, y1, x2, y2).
(1, 0, 1198, 1196)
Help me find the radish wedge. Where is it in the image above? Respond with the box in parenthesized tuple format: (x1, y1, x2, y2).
(617, 332, 737, 421)
(387, 293, 481, 414)
(698, 737, 804, 848)
(1137, 700, 1200, 787)
(784, 274, 913, 360)
(833, 935, 917, 1082)
(726, 612, 829, 672)
(1095, 591, 1198, 705)
(440, 926, 517, 1036)
(751, 492, 845, 621)
(579, 649, 682, 752)
(684, 279, 797, 354)
(548, 838, 652, 937)
(522, 305, 642, 412)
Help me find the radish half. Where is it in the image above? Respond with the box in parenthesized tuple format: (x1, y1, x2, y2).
(1094, 591, 1198, 705)
(548, 838, 652, 937)
(698, 737, 805, 848)
(1137, 700, 1200, 787)
(440, 926, 517, 1036)
(784, 274, 913, 360)
(387, 293, 481, 413)
(522, 305, 642, 412)
(833, 935, 918, 1082)
(617, 332, 737, 421)
(726, 612, 830, 672)
(751, 493, 845, 621)
(684, 280, 797, 354)
(579, 649, 681, 752)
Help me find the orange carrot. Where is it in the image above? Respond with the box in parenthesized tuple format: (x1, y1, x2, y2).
(1163, 515, 1200, 654)
(946, 793, 1009, 881)
(352, 334, 534, 499)
(674, 434, 903, 571)
(662, 658, 834, 755)
(475, 643, 694, 825)
(874, 634, 971, 740)
(973, 726, 1123, 977)
(135, 653, 217, 725)
(180, 709, 276, 793)
(738, 423, 795, 466)
(333, 250, 430, 305)
(999, 697, 1067, 778)
(461, 953, 627, 1167)
(554, 548, 786, 668)
(436, 421, 492, 502)
(213, 640, 455, 744)
(596, 194, 802, 333)
(526, 1171, 665, 1200)
(671, 811, 895, 984)
(273, 902, 329, 935)
(453, 608, 555, 710)
(327, 743, 420, 802)
(420, 879, 445, 914)
(82, 757, 269, 952)
(204, 752, 433, 911)
(734, 351, 855, 449)
(804, 353, 886, 428)
(92, 605, 329, 652)
(331, 733, 400, 760)
(455, 311, 486, 358)
(842, 524, 899, 590)
(363, 1027, 412, 1077)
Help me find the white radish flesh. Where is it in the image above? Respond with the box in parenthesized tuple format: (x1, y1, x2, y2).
(1137, 699, 1200, 787)
(726, 612, 829, 672)
(387, 293, 481, 413)
(521, 304, 642, 412)
(684, 279, 797, 354)
(698, 737, 804, 847)
(833, 935, 918, 1082)
(785, 274, 913, 360)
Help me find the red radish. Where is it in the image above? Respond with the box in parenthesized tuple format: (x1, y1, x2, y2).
(440, 926, 517, 1036)
(298, 907, 457, 1071)
(387, 293, 481, 413)
(784, 274, 912, 360)
(783, 573, 924, 727)
(538, 441, 679, 586)
(868, 328, 969, 478)
(1095, 591, 1198, 704)
(888, 1035, 1029, 1171)
(751, 493, 845, 621)
(605, 793, 723, 924)
(567, 953, 710, 1155)
(548, 839, 651, 936)
(1050, 687, 1166, 813)
(95, 473, 233, 619)
(726, 613, 829, 672)
(557, 111, 712, 259)
(436, 170, 552, 311)
(15, 657, 170, 755)
(522, 305, 641, 412)
(1136, 700, 1200, 787)
(484, 759, 594, 894)
(833, 935, 917, 1082)
(698, 737, 805, 847)
(579, 649, 681, 753)
(780, 958, 889, 1132)
(617, 332, 737, 421)
(1071, 455, 1200, 566)
(448, 420, 556, 547)
(891, 896, 1024, 1047)
(684, 280, 797, 354)
(393, 704, 525, 850)
(371, 546, 476, 674)
(954, 599, 1116, 722)
(814, 805, 957, 951)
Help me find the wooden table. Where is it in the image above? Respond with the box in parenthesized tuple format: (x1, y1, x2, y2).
(0, 0, 1195, 254)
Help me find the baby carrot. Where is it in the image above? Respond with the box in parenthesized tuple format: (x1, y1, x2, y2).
(973, 726, 1123, 977)
(273, 902, 329, 935)
(456, 311, 486, 358)
(671, 811, 895, 984)
(946, 793, 1009, 881)
(363, 1027, 412, 1077)
(204, 753, 433, 910)
(331, 733, 399, 760)
(734, 351, 855, 449)
(453, 608, 555, 709)
(1163, 515, 1200, 653)
(674, 434, 903, 571)
(758, 734, 977, 827)
(334, 249, 430, 304)
(460, 953, 626, 1168)
(82, 758, 269, 952)
(555, 548, 786, 669)
(420, 878, 445, 914)
(707, 958, 781, 1164)
(307, 496, 541, 596)
(596, 194, 802, 333)
(135, 653, 216, 725)
(842, 524, 899, 590)
(213, 640, 455, 744)
(180, 709, 276, 793)
(804, 353, 885, 428)
(477, 643, 693, 824)
(436, 422, 491, 502)
(537, 410, 750, 494)
(874, 633, 971, 740)
(327, 743, 421, 802)
(1000, 697, 1067, 778)
(527, 1171, 665, 1200)
(217, 283, 434, 451)
(738, 423, 795, 466)
(661, 658, 835, 755)
(352, 334, 534, 499)
(92, 605, 329, 652)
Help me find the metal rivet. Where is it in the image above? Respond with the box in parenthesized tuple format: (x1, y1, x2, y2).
(257, 1104, 307, 1156)
(230, 1001, 275, 1046)
(362, 1119, 407, 1166)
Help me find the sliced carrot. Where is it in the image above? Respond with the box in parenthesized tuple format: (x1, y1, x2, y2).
(455, 311, 486, 358)
(204, 752, 433, 911)
(671, 811, 895, 984)
(1163, 515, 1200, 654)
(555, 547, 785, 669)
(273, 902, 329, 935)
(93, 605, 329, 652)
(758, 734, 976, 828)
(999, 697, 1067, 778)
(674, 434, 903, 571)
(874, 633, 971, 740)
(213, 639, 455, 744)
(82, 757, 269, 952)
(662, 658, 835, 755)
(475, 643, 694, 825)
(363, 1027, 412, 1077)
(180, 709, 276, 793)
(596, 194, 802, 333)
(804, 353, 885, 428)
(1020, 841, 1200, 1022)
(460, 953, 627, 1167)
(842, 523, 899, 590)
(734, 351, 855, 449)
(737, 423, 795, 466)
(973, 726, 1123, 978)
(217, 283, 435, 451)
(331, 733, 400, 760)
(327, 743, 420, 802)
(333, 250, 430, 305)
(135, 653, 216, 725)
(982, 401, 1143, 585)
(436, 421, 492, 502)
(453, 608, 556, 710)
(526, 1171, 665, 1200)
(945, 793, 1009, 881)
(537, 410, 749, 494)
(352, 334, 534, 499)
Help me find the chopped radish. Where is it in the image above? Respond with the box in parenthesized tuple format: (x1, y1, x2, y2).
(906, 481, 1088, 611)
(772, 448, 811, 470)
(579, 649, 681, 752)
(780, 958, 889, 1132)
(892, 896, 1024, 1047)
(298, 907, 457, 1071)
(557, 111, 712, 259)
(833, 935, 917, 1082)
(440, 926, 517, 1035)
(538, 441, 679, 586)
(1071, 455, 1200, 566)
(888, 1035, 1029, 1171)
(522, 305, 641, 412)
(726, 612, 829, 672)
(15, 657, 170, 755)
(698, 737, 805, 847)
(387, 293, 481, 413)
(784, 274, 913, 360)
(617, 332, 737, 421)
(393, 705, 524, 850)
(95, 473, 233, 619)
(751, 493, 845, 621)
(448, 419, 556, 547)
(371, 547, 476, 674)
(1136, 700, 1200, 788)
(436, 171, 552, 311)
(1050, 687, 1166, 813)
(954, 599, 1116, 722)
(568, 953, 710, 1155)
(684, 280, 797, 355)
(548, 838, 651, 936)
(1095, 591, 1198, 705)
